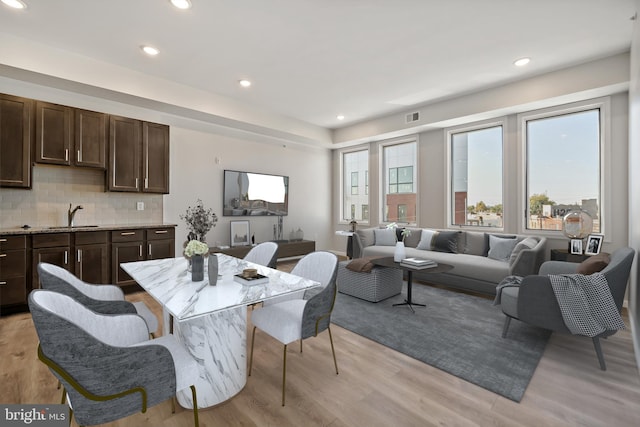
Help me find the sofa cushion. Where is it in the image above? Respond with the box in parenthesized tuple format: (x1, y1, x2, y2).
(488, 235, 519, 262)
(355, 229, 375, 249)
(508, 237, 538, 265)
(416, 229, 437, 250)
(374, 228, 396, 246)
(483, 233, 517, 256)
(402, 228, 422, 248)
(433, 231, 460, 253)
(576, 253, 611, 275)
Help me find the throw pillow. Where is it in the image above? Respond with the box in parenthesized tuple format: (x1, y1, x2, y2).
(488, 234, 519, 262)
(508, 237, 538, 265)
(373, 228, 397, 246)
(576, 253, 611, 275)
(433, 231, 460, 253)
(416, 229, 437, 250)
(483, 233, 517, 256)
(355, 229, 375, 249)
(402, 228, 422, 248)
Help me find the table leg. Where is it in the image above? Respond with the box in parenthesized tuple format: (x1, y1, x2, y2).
(392, 270, 426, 312)
(174, 306, 247, 408)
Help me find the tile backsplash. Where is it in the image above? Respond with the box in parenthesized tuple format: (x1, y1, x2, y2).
(0, 165, 163, 229)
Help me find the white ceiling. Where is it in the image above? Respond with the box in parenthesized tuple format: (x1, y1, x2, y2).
(0, 0, 636, 130)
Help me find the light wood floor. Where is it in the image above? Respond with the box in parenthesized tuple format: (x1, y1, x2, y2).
(2, 270, 640, 426)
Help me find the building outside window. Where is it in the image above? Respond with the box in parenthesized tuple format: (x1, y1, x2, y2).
(362, 204, 369, 221)
(382, 141, 417, 223)
(342, 149, 369, 221)
(524, 107, 602, 232)
(450, 125, 503, 228)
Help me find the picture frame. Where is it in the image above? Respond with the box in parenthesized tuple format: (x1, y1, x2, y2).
(570, 239, 583, 255)
(230, 220, 250, 247)
(584, 234, 604, 256)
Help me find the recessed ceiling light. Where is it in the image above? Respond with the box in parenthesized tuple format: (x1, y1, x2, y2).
(170, 0, 192, 10)
(142, 46, 160, 56)
(239, 79, 252, 88)
(337, 115, 345, 121)
(514, 57, 531, 67)
(1, 0, 27, 9)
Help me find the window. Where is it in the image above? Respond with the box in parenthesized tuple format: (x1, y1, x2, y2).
(382, 141, 417, 223)
(342, 149, 369, 221)
(362, 205, 369, 221)
(449, 125, 503, 228)
(524, 106, 602, 232)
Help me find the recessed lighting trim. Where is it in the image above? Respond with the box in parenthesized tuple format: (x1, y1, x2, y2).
(337, 115, 345, 121)
(170, 0, 192, 10)
(142, 46, 160, 56)
(1, 0, 27, 9)
(239, 79, 252, 88)
(514, 57, 531, 67)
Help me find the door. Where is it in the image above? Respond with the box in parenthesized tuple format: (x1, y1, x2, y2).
(35, 101, 73, 165)
(76, 243, 110, 284)
(142, 122, 169, 193)
(0, 94, 32, 188)
(75, 109, 107, 169)
(112, 241, 144, 286)
(109, 115, 141, 192)
(32, 247, 72, 289)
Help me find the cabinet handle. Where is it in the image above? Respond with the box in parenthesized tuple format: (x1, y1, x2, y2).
(155, 230, 168, 234)
(120, 232, 136, 236)
(135, 178, 139, 189)
(0, 254, 6, 258)
(0, 281, 7, 286)
(145, 178, 149, 189)
(77, 249, 82, 264)
(77, 150, 82, 163)
(0, 238, 7, 242)
(64, 250, 68, 265)
(65, 149, 69, 161)
(139, 244, 143, 258)
(148, 244, 152, 257)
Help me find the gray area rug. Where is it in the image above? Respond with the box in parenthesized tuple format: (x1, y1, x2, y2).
(331, 283, 550, 402)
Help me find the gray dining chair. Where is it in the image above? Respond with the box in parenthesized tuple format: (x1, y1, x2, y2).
(248, 251, 339, 406)
(244, 241, 279, 268)
(29, 289, 200, 427)
(38, 262, 159, 335)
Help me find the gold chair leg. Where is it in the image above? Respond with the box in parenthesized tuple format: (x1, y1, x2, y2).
(60, 386, 66, 404)
(190, 385, 199, 427)
(171, 396, 176, 414)
(282, 344, 287, 406)
(249, 326, 257, 376)
(328, 326, 339, 375)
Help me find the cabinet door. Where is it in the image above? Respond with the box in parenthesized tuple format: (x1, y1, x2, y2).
(108, 115, 141, 192)
(148, 239, 174, 260)
(75, 109, 107, 169)
(142, 122, 170, 193)
(35, 101, 73, 165)
(112, 241, 144, 286)
(0, 94, 32, 188)
(0, 236, 27, 306)
(76, 243, 110, 284)
(32, 247, 72, 289)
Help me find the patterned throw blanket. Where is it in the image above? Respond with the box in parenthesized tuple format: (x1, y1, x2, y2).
(549, 273, 625, 337)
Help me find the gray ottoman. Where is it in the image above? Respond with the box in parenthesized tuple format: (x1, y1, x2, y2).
(337, 260, 403, 302)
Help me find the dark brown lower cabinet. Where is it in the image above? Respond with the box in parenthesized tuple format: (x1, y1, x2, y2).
(75, 231, 109, 284)
(32, 233, 72, 289)
(0, 235, 28, 307)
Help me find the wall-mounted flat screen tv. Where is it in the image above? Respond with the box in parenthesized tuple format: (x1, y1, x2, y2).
(223, 170, 289, 216)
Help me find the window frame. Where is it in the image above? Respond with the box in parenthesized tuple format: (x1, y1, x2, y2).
(379, 137, 419, 226)
(517, 97, 610, 237)
(339, 146, 370, 225)
(445, 119, 506, 231)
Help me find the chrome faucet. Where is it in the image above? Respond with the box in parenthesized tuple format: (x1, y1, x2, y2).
(68, 204, 83, 227)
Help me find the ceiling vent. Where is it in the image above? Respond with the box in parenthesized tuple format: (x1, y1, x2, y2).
(405, 111, 420, 124)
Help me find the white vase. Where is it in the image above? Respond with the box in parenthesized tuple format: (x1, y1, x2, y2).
(394, 241, 406, 262)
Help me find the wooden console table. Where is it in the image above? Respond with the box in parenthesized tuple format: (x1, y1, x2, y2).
(210, 240, 315, 260)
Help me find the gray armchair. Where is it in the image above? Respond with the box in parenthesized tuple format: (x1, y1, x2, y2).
(244, 241, 279, 268)
(500, 247, 635, 370)
(38, 262, 159, 335)
(29, 289, 200, 427)
(248, 251, 339, 406)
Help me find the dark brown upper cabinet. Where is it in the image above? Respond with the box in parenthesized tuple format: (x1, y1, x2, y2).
(75, 109, 107, 169)
(0, 94, 33, 188)
(35, 102, 107, 169)
(109, 116, 169, 194)
(35, 101, 73, 166)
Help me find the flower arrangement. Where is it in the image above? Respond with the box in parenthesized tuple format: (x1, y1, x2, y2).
(386, 222, 411, 242)
(180, 199, 217, 242)
(184, 239, 209, 258)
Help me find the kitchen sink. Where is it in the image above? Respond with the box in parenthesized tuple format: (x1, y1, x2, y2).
(46, 225, 100, 230)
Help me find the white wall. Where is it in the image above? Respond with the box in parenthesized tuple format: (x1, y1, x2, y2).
(165, 127, 332, 254)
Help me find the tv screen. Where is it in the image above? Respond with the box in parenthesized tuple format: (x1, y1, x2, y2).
(223, 170, 289, 216)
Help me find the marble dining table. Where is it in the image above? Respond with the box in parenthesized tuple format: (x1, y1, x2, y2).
(120, 253, 320, 409)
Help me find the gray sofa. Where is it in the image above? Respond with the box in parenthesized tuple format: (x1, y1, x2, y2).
(352, 227, 547, 295)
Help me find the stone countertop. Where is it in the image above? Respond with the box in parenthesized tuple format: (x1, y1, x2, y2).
(0, 223, 177, 235)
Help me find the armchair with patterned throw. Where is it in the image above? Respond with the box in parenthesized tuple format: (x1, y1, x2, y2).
(499, 247, 635, 370)
(29, 290, 200, 427)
